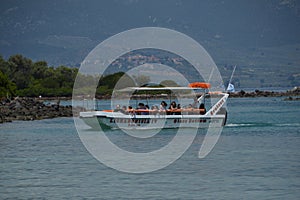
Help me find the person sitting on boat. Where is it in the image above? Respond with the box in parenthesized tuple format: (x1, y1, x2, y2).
(127, 105, 135, 115)
(136, 102, 143, 115)
(176, 103, 181, 115)
(128, 105, 134, 112)
(151, 105, 159, 115)
(159, 101, 168, 114)
(121, 105, 128, 114)
(168, 101, 177, 115)
(199, 103, 206, 115)
(114, 104, 122, 112)
(137, 102, 148, 115)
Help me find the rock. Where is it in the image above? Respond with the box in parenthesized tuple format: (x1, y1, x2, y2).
(0, 97, 77, 123)
(283, 96, 300, 101)
(229, 87, 300, 98)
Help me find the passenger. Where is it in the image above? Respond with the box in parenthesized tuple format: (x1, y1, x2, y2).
(144, 104, 150, 115)
(114, 104, 122, 112)
(199, 103, 206, 115)
(159, 101, 168, 114)
(151, 105, 159, 115)
(121, 105, 128, 114)
(137, 102, 148, 115)
(168, 101, 177, 115)
(175, 103, 181, 115)
(128, 105, 134, 114)
(136, 102, 143, 115)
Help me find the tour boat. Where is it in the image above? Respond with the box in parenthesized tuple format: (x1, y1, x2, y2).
(79, 83, 229, 130)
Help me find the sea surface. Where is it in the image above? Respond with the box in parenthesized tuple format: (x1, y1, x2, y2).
(0, 97, 299, 199)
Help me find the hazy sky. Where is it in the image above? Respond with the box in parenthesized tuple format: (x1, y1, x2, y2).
(0, 0, 299, 67)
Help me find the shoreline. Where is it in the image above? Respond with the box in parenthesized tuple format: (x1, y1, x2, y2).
(0, 97, 84, 124)
(1, 88, 299, 124)
(228, 88, 300, 98)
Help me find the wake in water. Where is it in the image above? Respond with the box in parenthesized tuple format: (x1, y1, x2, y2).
(225, 122, 300, 128)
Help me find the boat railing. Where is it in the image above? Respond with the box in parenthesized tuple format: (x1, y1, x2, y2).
(108, 108, 208, 115)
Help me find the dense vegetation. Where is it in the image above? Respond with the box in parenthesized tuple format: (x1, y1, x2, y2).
(0, 55, 129, 98)
(0, 55, 179, 98)
(0, 55, 78, 97)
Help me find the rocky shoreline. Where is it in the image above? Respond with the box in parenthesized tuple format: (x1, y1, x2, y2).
(0, 97, 84, 123)
(228, 87, 300, 98)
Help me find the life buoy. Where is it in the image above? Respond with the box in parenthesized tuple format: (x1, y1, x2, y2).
(188, 82, 211, 89)
(103, 110, 113, 112)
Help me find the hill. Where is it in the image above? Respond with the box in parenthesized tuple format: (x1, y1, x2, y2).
(0, 0, 299, 88)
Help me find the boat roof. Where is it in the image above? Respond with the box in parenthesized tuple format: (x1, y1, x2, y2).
(116, 86, 205, 92)
(116, 82, 212, 92)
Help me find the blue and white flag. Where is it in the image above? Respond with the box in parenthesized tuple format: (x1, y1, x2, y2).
(226, 83, 235, 92)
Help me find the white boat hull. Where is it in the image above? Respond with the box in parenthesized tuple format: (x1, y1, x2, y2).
(80, 111, 226, 130)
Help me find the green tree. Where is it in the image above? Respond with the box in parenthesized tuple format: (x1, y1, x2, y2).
(32, 61, 48, 79)
(0, 70, 16, 97)
(0, 54, 142, 97)
(55, 66, 77, 88)
(7, 55, 33, 89)
(97, 72, 135, 96)
(0, 56, 9, 75)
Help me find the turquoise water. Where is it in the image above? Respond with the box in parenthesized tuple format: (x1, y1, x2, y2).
(0, 97, 299, 199)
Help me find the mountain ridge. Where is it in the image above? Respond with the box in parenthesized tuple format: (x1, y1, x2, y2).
(0, 0, 299, 88)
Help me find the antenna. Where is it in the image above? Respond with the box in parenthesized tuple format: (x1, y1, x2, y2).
(228, 65, 236, 85)
(226, 65, 237, 92)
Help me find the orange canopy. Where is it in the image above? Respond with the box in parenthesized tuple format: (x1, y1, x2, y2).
(188, 82, 211, 89)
